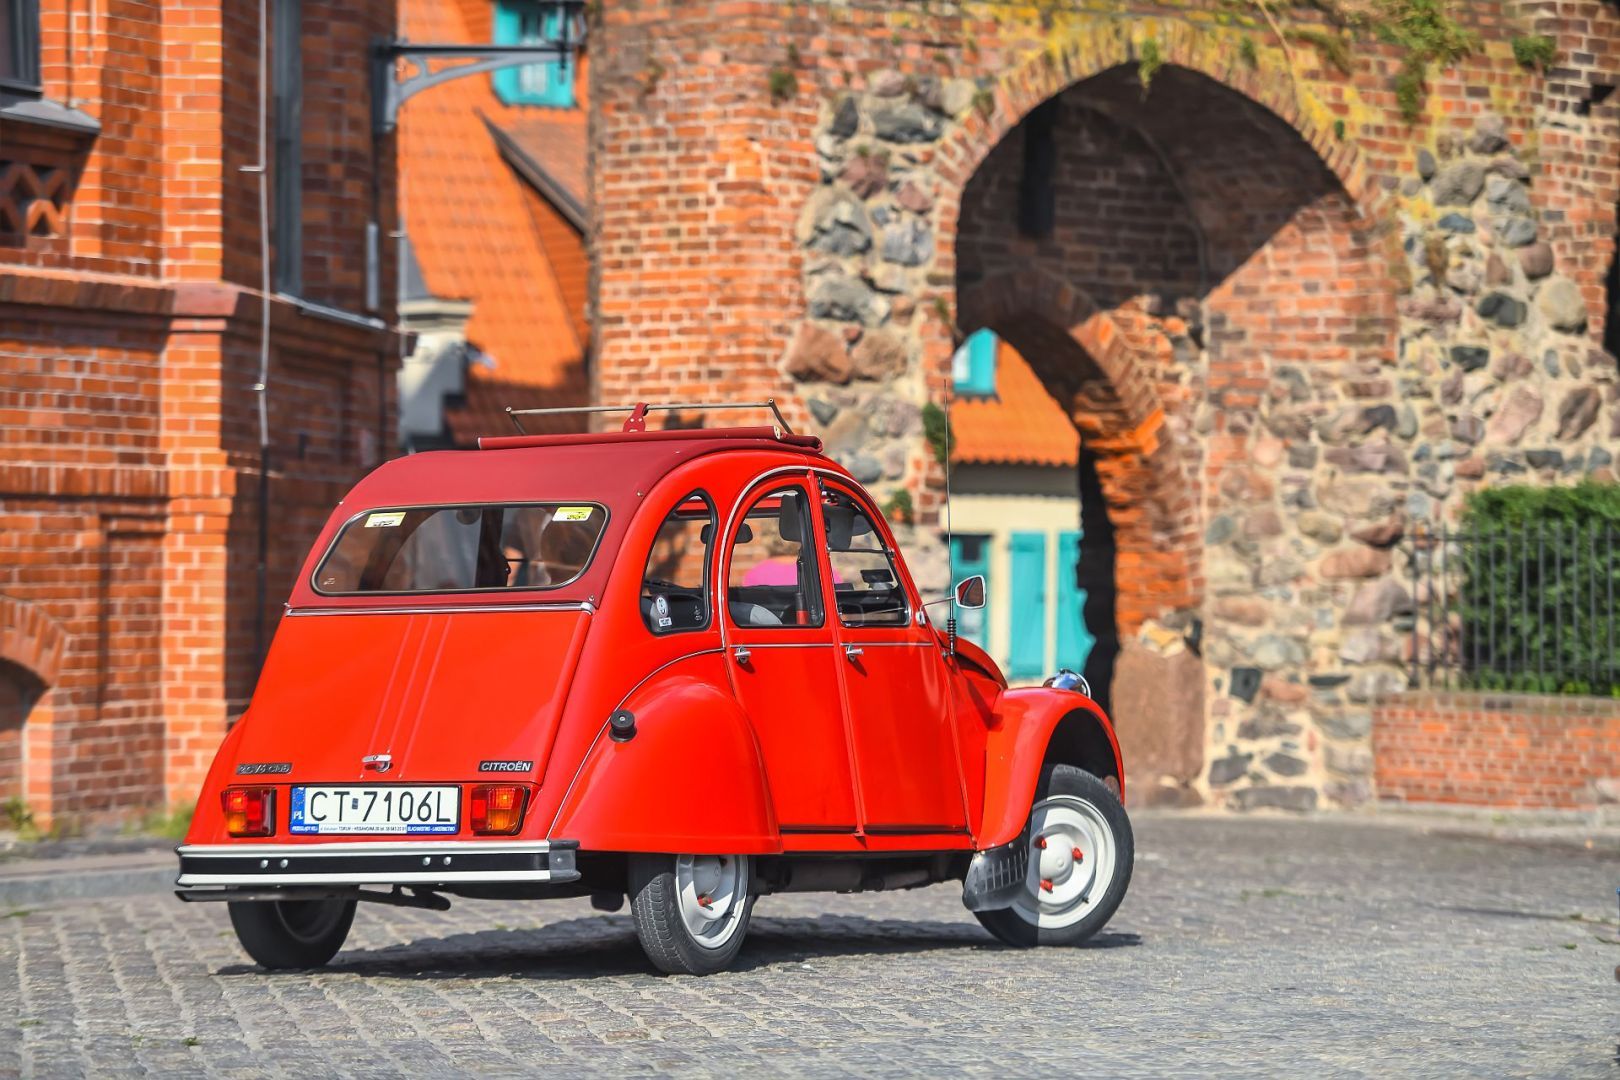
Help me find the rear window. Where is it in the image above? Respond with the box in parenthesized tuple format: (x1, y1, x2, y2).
(313, 503, 609, 595)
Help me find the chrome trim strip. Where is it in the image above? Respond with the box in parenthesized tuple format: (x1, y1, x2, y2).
(721, 642, 835, 650)
(178, 841, 554, 857)
(286, 603, 593, 617)
(834, 640, 928, 647)
(177, 870, 558, 887)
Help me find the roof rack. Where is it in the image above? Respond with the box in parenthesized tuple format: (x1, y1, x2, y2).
(505, 400, 795, 436)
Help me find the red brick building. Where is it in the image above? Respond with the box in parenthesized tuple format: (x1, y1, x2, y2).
(590, 1, 1620, 809)
(0, 0, 397, 827)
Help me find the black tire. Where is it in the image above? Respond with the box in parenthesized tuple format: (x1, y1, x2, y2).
(974, 765, 1133, 948)
(628, 853, 754, 975)
(227, 898, 356, 970)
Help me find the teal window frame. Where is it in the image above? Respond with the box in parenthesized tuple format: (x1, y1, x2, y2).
(952, 328, 997, 397)
(949, 534, 992, 649)
(492, 0, 576, 108)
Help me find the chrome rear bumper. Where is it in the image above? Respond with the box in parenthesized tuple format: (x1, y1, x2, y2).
(175, 840, 579, 887)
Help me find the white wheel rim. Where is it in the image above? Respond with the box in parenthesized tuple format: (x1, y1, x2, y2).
(674, 854, 749, 950)
(1011, 795, 1117, 929)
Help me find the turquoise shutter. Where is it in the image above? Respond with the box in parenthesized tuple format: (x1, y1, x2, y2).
(1007, 532, 1047, 678)
(1054, 530, 1096, 673)
(952, 329, 997, 396)
(950, 535, 991, 648)
(493, 2, 577, 108)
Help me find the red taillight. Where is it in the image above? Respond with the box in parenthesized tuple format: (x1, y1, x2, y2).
(222, 786, 275, 837)
(471, 785, 525, 835)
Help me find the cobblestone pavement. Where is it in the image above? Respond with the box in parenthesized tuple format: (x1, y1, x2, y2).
(2, 815, 1616, 1078)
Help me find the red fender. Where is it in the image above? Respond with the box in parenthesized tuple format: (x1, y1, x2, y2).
(547, 653, 781, 854)
(977, 688, 1125, 849)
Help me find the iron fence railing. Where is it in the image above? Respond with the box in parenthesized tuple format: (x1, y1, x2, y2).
(1407, 523, 1620, 696)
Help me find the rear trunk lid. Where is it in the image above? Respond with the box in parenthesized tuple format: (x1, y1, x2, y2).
(233, 606, 592, 783)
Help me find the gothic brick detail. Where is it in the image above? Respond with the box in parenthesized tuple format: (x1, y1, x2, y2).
(0, 160, 70, 242)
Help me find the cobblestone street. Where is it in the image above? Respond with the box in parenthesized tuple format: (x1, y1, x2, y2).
(3, 815, 1616, 1078)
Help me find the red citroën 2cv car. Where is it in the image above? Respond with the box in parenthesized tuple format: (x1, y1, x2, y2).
(177, 402, 1132, 974)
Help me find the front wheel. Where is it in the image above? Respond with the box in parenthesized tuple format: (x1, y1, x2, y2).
(974, 765, 1133, 947)
(628, 853, 754, 975)
(227, 897, 356, 969)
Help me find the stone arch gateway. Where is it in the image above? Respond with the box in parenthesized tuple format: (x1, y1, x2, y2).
(946, 59, 1403, 807)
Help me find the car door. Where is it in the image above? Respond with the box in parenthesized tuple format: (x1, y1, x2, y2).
(815, 477, 969, 833)
(722, 477, 860, 832)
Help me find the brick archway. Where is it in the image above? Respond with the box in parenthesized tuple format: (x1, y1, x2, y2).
(0, 596, 68, 686)
(957, 269, 1198, 634)
(934, 24, 1401, 642)
(0, 597, 70, 808)
(941, 31, 1405, 805)
(930, 21, 1390, 223)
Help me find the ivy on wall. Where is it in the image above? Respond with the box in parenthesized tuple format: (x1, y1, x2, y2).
(904, 0, 1492, 123)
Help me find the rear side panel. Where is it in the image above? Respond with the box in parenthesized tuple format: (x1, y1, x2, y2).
(548, 652, 780, 853)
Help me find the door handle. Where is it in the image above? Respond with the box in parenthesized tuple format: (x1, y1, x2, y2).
(733, 646, 751, 664)
(844, 645, 864, 659)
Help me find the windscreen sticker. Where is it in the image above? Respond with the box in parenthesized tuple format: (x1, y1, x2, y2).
(365, 511, 405, 528)
(555, 506, 594, 522)
(654, 594, 673, 629)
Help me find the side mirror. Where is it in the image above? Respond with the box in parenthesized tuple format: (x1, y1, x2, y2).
(954, 575, 986, 610)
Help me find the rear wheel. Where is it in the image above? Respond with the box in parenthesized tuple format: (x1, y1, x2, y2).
(227, 897, 356, 969)
(628, 853, 753, 975)
(975, 765, 1133, 947)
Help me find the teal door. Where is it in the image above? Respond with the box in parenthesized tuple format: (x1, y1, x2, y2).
(1007, 532, 1047, 679)
(1054, 530, 1096, 672)
(950, 534, 991, 648)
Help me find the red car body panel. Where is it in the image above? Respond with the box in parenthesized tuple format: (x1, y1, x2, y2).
(549, 654, 781, 854)
(183, 426, 1124, 865)
(978, 690, 1124, 849)
(236, 609, 590, 784)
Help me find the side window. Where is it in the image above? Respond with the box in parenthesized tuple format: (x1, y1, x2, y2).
(641, 493, 715, 634)
(821, 486, 908, 627)
(726, 485, 824, 628)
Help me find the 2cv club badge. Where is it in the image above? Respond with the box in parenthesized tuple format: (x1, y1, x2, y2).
(176, 402, 1133, 975)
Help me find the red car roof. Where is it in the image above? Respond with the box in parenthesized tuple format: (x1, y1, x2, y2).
(286, 427, 829, 609)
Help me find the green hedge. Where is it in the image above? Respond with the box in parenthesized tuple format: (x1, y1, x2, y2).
(1455, 482, 1620, 696)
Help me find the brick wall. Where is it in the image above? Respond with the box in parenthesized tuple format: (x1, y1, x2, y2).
(0, 0, 397, 829)
(1374, 691, 1620, 809)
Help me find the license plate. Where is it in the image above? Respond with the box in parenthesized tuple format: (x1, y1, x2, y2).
(289, 786, 460, 835)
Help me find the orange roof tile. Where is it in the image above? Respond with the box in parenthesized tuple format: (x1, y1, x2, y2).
(493, 113, 588, 228)
(398, 0, 589, 445)
(951, 340, 1078, 468)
